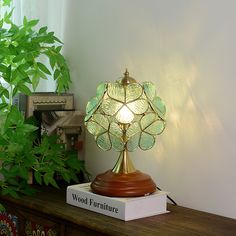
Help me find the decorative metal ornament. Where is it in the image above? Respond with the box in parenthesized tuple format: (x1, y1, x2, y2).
(85, 70, 166, 197)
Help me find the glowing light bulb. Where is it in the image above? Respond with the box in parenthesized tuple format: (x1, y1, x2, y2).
(116, 106, 134, 124)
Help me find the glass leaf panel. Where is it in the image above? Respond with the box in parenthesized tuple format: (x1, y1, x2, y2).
(86, 121, 106, 136)
(86, 96, 100, 114)
(145, 120, 165, 135)
(126, 122, 141, 138)
(139, 132, 155, 150)
(151, 96, 166, 119)
(110, 134, 124, 151)
(127, 99, 149, 115)
(101, 98, 123, 116)
(84, 110, 94, 122)
(116, 106, 134, 124)
(140, 113, 156, 130)
(127, 133, 140, 152)
(96, 82, 107, 99)
(109, 122, 123, 138)
(143, 82, 156, 101)
(107, 82, 125, 102)
(126, 83, 143, 102)
(93, 114, 109, 130)
(96, 132, 111, 151)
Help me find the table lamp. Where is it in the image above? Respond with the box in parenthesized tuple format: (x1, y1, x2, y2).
(84, 70, 166, 197)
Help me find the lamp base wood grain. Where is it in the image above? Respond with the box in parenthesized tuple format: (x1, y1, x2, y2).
(91, 170, 156, 197)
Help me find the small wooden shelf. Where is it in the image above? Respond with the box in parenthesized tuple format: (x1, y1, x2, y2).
(0, 186, 235, 235)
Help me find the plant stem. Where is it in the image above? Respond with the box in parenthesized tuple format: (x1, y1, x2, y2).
(9, 84, 13, 106)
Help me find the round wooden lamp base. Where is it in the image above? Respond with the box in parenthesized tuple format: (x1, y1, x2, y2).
(91, 170, 156, 197)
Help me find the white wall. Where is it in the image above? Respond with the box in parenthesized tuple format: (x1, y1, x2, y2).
(62, 0, 236, 219)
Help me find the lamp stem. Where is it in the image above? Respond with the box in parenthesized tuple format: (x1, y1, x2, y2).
(112, 149, 136, 174)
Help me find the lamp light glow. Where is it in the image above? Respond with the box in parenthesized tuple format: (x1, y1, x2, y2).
(116, 106, 134, 124)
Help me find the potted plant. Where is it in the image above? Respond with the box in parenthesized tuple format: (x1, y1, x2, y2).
(0, 0, 86, 210)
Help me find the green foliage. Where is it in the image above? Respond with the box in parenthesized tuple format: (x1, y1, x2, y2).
(0, 5, 71, 105)
(0, 107, 86, 198)
(0, 1, 86, 199)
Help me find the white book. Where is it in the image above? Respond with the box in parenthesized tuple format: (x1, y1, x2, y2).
(66, 182, 168, 221)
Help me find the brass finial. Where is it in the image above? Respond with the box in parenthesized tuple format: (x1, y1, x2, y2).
(121, 69, 136, 85)
(124, 68, 129, 77)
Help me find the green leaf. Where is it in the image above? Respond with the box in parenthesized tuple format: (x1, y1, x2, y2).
(23, 16, 27, 26)
(49, 55, 56, 69)
(6, 65, 12, 81)
(0, 19, 3, 28)
(0, 103, 8, 111)
(28, 19, 39, 28)
(11, 69, 19, 83)
(3, 9, 13, 24)
(55, 46, 62, 52)
(0, 85, 8, 95)
(53, 69, 60, 80)
(13, 54, 25, 63)
(38, 70, 48, 80)
(53, 36, 63, 44)
(32, 72, 40, 90)
(7, 178, 19, 186)
(27, 70, 36, 76)
(25, 53, 34, 63)
(34, 171, 42, 185)
(2, 187, 20, 199)
(19, 167, 29, 179)
(0, 136, 8, 145)
(42, 173, 49, 186)
(1, 89, 9, 99)
(22, 76, 32, 84)
(20, 184, 37, 196)
(43, 172, 53, 186)
(48, 31, 54, 37)
(22, 124, 38, 133)
(18, 84, 32, 95)
(39, 26, 48, 34)
(55, 53, 65, 66)
(16, 65, 29, 79)
(37, 62, 51, 75)
(5, 105, 24, 128)
(66, 157, 83, 170)
(61, 171, 70, 183)
(9, 23, 19, 34)
(49, 177, 59, 189)
(0, 168, 10, 178)
(0, 64, 7, 73)
(69, 171, 79, 182)
(12, 86, 18, 97)
(56, 79, 64, 93)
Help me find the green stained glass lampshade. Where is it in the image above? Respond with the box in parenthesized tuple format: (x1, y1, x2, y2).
(85, 70, 166, 152)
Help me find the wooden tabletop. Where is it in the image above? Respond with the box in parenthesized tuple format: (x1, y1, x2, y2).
(1, 186, 236, 236)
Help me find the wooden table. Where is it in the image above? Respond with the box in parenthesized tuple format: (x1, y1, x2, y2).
(0, 187, 235, 235)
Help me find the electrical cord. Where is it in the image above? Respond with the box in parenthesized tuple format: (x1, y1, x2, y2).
(156, 186, 177, 206)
